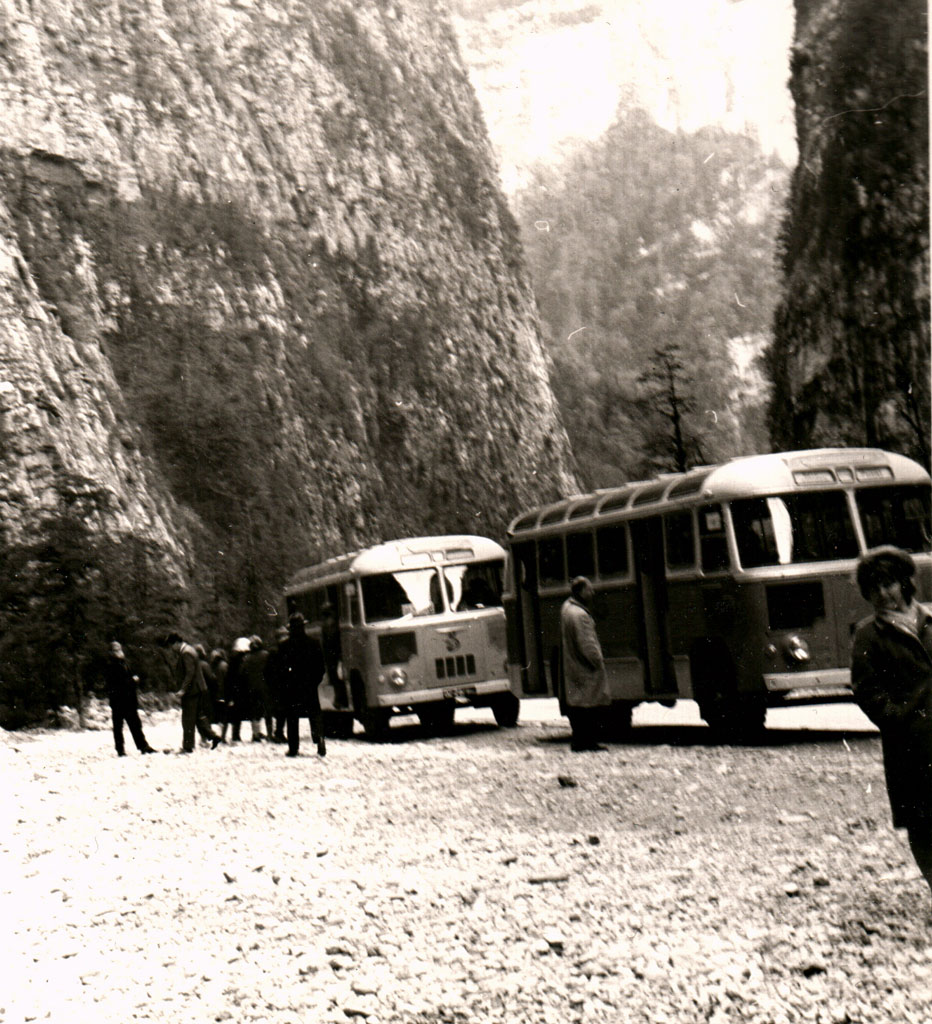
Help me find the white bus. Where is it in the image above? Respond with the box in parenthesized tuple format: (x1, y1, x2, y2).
(504, 448, 931, 739)
(283, 535, 519, 739)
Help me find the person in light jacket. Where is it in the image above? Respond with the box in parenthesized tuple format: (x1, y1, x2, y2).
(561, 576, 611, 752)
(851, 546, 932, 896)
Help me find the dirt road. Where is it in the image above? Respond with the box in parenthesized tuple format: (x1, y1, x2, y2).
(3, 700, 930, 1024)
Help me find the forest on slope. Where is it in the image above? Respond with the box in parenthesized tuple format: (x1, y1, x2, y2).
(513, 110, 788, 487)
(0, 0, 576, 725)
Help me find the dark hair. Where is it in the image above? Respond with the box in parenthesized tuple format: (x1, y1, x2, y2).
(159, 632, 183, 647)
(288, 612, 306, 633)
(570, 576, 591, 600)
(856, 546, 916, 603)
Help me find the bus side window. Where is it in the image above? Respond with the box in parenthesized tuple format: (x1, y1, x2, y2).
(566, 531, 595, 579)
(664, 510, 695, 570)
(596, 524, 629, 577)
(699, 504, 730, 572)
(538, 537, 565, 586)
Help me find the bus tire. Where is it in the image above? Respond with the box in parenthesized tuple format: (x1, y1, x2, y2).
(360, 706, 390, 740)
(604, 700, 634, 740)
(417, 701, 456, 736)
(351, 673, 390, 741)
(491, 691, 520, 728)
(691, 642, 765, 742)
(324, 711, 354, 740)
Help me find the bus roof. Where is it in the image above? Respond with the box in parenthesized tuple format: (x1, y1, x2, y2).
(284, 535, 506, 593)
(507, 448, 930, 536)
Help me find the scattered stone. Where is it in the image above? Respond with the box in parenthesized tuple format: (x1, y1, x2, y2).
(558, 776, 578, 788)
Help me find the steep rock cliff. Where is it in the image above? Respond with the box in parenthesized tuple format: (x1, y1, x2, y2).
(769, 0, 929, 463)
(0, 0, 576, 636)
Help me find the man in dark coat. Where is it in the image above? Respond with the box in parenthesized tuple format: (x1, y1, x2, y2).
(243, 635, 272, 742)
(851, 546, 932, 895)
(265, 626, 289, 743)
(223, 638, 251, 742)
(278, 613, 326, 758)
(161, 633, 222, 753)
(103, 641, 155, 756)
(561, 576, 611, 752)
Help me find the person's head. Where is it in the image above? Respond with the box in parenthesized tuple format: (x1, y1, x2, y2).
(856, 546, 916, 613)
(249, 634, 263, 652)
(159, 632, 183, 651)
(109, 641, 124, 659)
(288, 612, 306, 638)
(194, 643, 207, 659)
(232, 636, 251, 655)
(570, 575, 594, 607)
(210, 648, 227, 664)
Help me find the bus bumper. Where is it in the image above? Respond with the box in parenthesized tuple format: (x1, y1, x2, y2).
(371, 678, 513, 708)
(762, 668, 852, 702)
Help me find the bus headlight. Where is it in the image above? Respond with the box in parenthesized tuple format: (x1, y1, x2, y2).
(784, 635, 810, 665)
(378, 668, 408, 689)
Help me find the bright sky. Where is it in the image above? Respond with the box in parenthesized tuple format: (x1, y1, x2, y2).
(457, 0, 797, 194)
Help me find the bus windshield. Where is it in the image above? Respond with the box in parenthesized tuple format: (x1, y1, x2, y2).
(361, 568, 443, 622)
(856, 485, 932, 553)
(443, 559, 504, 611)
(359, 560, 504, 622)
(731, 491, 858, 567)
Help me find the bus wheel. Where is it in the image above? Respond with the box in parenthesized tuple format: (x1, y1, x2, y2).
(701, 694, 766, 742)
(491, 692, 520, 728)
(351, 673, 389, 741)
(417, 701, 456, 736)
(360, 706, 390, 741)
(604, 700, 634, 741)
(324, 711, 354, 740)
(691, 641, 765, 742)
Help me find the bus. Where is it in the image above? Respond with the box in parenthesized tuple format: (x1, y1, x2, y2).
(282, 535, 519, 739)
(503, 448, 931, 739)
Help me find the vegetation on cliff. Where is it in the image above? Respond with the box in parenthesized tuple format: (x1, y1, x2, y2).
(770, 0, 929, 465)
(0, 0, 576, 722)
(514, 110, 786, 487)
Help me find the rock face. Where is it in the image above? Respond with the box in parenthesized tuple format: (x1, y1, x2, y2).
(0, 0, 575, 634)
(770, 0, 929, 464)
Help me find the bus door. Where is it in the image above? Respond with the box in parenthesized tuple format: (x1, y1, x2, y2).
(630, 517, 676, 695)
(511, 541, 547, 694)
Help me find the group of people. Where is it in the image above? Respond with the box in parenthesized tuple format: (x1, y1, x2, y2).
(103, 547, 930, 897)
(561, 546, 932, 897)
(104, 607, 344, 760)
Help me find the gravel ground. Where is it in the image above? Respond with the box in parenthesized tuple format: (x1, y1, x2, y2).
(3, 700, 931, 1024)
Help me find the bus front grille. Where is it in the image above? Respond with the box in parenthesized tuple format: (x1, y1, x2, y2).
(435, 654, 476, 680)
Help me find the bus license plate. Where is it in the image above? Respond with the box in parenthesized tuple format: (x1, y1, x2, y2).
(443, 686, 477, 700)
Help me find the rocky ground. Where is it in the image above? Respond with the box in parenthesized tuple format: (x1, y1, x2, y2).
(3, 700, 931, 1024)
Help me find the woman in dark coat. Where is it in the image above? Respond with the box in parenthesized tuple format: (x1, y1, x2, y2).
(851, 546, 932, 895)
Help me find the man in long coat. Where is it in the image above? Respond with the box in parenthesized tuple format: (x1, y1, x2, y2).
(851, 546, 932, 896)
(162, 633, 222, 753)
(560, 576, 611, 752)
(278, 613, 326, 758)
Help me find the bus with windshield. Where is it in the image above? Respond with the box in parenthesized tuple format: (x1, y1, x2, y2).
(283, 535, 519, 739)
(503, 448, 931, 739)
